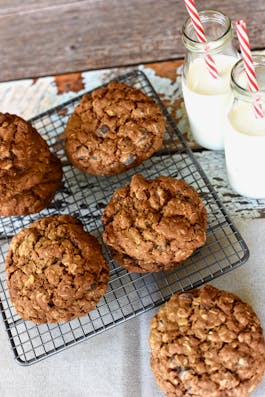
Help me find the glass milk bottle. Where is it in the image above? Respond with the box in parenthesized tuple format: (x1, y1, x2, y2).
(182, 10, 239, 150)
(224, 55, 265, 198)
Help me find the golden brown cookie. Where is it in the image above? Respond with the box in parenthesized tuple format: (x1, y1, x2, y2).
(64, 81, 166, 175)
(149, 285, 265, 397)
(102, 173, 207, 272)
(0, 113, 62, 216)
(5, 215, 109, 323)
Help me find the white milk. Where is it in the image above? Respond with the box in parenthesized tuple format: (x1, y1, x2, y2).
(224, 102, 265, 198)
(182, 55, 238, 150)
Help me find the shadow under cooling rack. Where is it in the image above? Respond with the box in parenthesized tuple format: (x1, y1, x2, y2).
(0, 70, 249, 365)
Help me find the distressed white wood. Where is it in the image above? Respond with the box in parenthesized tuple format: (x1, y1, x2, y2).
(0, 61, 265, 219)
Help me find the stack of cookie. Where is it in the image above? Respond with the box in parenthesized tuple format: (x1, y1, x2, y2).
(0, 113, 62, 216)
(102, 173, 207, 273)
(5, 215, 109, 323)
(64, 81, 166, 175)
(149, 285, 265, 397)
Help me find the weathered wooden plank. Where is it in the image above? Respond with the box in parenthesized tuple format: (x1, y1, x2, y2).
(0, 0, 89, 15)
(0, 0, 265, 82)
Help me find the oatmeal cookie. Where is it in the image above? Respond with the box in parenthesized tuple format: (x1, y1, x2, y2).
(0, 113, 62, 216)
(102, 173, 207, 272)
(149, 285, 265, 397)
(64, 81, 166, 175)
(5, 215, 109, 323)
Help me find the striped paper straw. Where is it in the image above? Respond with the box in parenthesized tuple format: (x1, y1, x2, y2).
(236, 20, 264, 119)
(184, 0, 219, 79)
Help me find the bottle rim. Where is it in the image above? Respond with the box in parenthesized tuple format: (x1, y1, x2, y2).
(182, 9, 232, 53)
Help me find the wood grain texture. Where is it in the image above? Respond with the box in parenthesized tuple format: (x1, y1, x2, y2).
(0, 0, 265, 81)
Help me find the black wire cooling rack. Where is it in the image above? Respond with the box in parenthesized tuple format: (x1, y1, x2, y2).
(0, 70, 249, 365)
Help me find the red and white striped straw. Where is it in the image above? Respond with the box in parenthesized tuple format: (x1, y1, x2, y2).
(183, 0, 219, 79)
(236, 20, 264, 119)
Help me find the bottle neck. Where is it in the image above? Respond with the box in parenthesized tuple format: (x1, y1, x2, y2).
(182, 10, 237, 57)
(231, 55, 265, 104)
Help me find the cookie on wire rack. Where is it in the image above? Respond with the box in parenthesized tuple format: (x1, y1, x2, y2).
(5, 215, 109, 323)
(149, 284, 265, 397)
(0, 112, 62, 216)
(102, 173, 207, 272)
(64, 81, 166, 175)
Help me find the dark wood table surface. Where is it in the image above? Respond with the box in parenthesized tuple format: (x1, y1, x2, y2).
(1, 0, 265, 82)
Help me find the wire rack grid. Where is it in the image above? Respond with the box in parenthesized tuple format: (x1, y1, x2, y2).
(0, 70, 249, 365)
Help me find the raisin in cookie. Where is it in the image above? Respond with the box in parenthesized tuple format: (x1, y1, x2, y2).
(149, 285, 265, 397)
(102, 174, 207, 272)
(5, 215, 109, 323)
(64, 81, 166, 175)
(0, 113, 62, 216)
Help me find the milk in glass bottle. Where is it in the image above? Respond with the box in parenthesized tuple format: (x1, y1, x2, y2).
(224, 55, 265, 198)
(182, 10, 239, 150)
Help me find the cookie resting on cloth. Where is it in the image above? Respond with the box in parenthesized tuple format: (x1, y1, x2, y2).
(149, 285, 265, 397)
(102, 173, 207, 272)
(5, 215, 109, 323)
(64, 81, 166, 175)
(0, 112, 62, 216)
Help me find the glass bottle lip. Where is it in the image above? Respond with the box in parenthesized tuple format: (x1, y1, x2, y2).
(231, 55, 265, 102)
(182, 9, 232, 53)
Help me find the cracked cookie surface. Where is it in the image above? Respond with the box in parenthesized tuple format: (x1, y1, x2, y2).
(149, 285, 265, 397)
(102, 174, 207, 272)
(64, 81, 166, 175)
(5, 215, 109, 323)
(0, 113, 62, 216)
